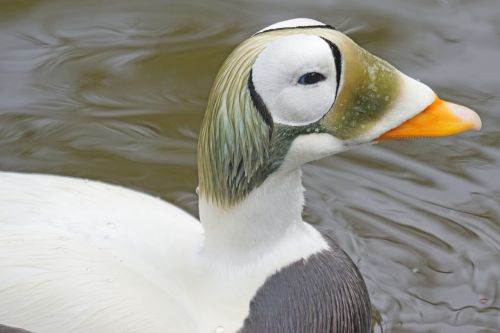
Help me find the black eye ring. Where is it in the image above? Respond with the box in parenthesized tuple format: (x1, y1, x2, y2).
(297, 72, 326, 85)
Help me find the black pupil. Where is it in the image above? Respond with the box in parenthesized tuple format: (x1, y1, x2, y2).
(298, 72, 326, 85)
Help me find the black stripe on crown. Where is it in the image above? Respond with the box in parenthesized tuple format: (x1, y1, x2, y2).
(254, 24, 336, 36)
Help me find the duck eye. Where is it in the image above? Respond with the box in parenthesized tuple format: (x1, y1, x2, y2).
(297, 72, 326, 85)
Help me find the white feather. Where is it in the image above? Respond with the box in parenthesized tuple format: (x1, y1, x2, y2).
(0, 172, 201, 332)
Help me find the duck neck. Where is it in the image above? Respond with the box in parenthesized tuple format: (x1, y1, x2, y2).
(199, 168, 306, 260)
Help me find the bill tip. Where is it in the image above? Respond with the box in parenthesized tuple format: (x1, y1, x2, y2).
(448, 102, 482, 131)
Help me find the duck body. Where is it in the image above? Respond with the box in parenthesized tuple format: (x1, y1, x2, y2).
(0, 171, 370, 333)
(0, 172, 201, 332)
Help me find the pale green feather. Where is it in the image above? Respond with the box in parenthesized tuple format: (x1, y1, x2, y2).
(198, 35, 275, 207)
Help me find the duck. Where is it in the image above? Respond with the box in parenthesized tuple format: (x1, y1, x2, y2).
(0, 18, 481, 333)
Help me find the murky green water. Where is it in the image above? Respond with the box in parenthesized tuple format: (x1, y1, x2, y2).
(1, 0, 499, 332)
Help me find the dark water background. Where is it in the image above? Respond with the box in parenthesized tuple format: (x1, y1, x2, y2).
(1, 0, 499, 332)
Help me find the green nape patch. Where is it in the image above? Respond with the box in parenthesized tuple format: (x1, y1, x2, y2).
(197, 34, 274, 208)
(200, 117, 322, 206)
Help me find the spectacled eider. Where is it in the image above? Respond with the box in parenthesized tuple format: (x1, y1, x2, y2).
(0, 18, 481, 333)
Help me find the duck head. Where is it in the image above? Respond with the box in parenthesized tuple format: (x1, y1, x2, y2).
(198, 18, 481, 208)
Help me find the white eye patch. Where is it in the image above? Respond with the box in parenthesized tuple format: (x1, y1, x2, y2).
(251, 34, 339, 126)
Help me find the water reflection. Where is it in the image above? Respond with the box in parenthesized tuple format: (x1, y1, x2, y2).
(0, 0, 499, 331)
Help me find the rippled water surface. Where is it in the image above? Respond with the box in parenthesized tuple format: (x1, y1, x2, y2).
(1, 0, 499, 332)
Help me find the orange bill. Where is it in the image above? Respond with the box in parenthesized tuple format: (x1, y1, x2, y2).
(378, 97, 482, 141)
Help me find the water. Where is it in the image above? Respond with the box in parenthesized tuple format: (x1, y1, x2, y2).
(1, 0, 499, 332)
